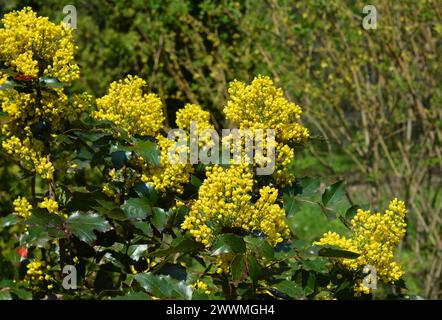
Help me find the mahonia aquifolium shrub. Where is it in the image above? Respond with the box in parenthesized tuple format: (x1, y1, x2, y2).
(0, 8, 409, 300)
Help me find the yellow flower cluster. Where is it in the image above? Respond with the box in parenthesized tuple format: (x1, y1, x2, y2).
(181, 164, 289, 246)
(0, 8, 86, 181)
(70, 92, 94, 116)
(25, 260, 54, 291)
(2, 136, 54, 180)
(94, 75, 165, 137)
(0, 7, 79, 82)
(192, 280, 211, 295)
(38, 197, 59, 213)
(224, 76, 309, 143)
(37, 197, 68, 218)
(176, 103, 215, 147)
(215, 253, 235, 274)
(273, 142, 296, 186)
(0, 74, 7, 86)
(315, 198, 407, 296)
(223, 76, 309, 185)
(13, 197, 33, 219)
(142, 134, 193, 194)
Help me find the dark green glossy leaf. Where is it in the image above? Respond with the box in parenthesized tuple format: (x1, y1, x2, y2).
(301, 259, 329, 274)
(149, 234, 202, 257)
(120, 198, 151, 220)
(67, 212, 111, 244)
(296, 177, 320, 199)
(244, 235, 274, 258)
(134, 182, 158, 205)
(283, 194, 300, 217)
(322, 180, 345, 208)
(132, 140, 160, 166)
(231, 255, 245, 282)
(345, 205, 360, 220)
(132, 273, 192, 300)
(151, 207, 171, 232)
(67, 191, 101, 212)
(127, 244, 148, 261)
(111, 150, 129, 169)
(246, 255, 262, 283)
(211, 233, 246, 256)
(190, 175, 202, 188)
(132, 221, 153, 237)
(0, 214, 21, 228)
(271, 280, 305, 299)
(93, 200, 126, 221)
(311, 244, 360, 259)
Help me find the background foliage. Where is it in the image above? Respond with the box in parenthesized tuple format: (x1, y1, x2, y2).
(0, 0, 441, 299)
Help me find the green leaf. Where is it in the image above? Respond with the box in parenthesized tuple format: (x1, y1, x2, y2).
(190, 175, 202, 188)
(345, 205, 360, 220)
(151, 207, 171, 232)
(132, 221, 153, 237)
(311, 244, 360, 259)
(67, 212, 111, 244)
(128, 244, 148, 260)
(10, 287, 33, 300)
(283, 194, 300, 217)
(158, 263, 187, 281)
(0, 291, 12, 300)
(132, 273, 192, 300)
(296, 176, 320, 199)
(24, 208, 66, 245)
(246, 255, 262, 283)
(134, 182, 158, 205)
(271, 280, 305, 299)
(94, 200, 127, 221)
(121, 198, 151, 221)
(301, 259, 329, 274)
(132, 140, 160, 166)
(0, 214, 21, 228)
(211, 233, 246, 256)
(111, 150, 129, 169)
(244, 235, 274, 258)
(149, 234, 202, 257)
(322, 180, 345, 208)
(231, 255, 245, 282)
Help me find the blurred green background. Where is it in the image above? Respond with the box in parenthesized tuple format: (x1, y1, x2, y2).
(0, 0, 441, 298)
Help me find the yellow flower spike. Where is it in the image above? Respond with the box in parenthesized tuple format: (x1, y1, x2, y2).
(224, 76, 309, 143)
(93, 75, 164, 137)
(176, 103, 215, 147)
(13, 196, 33, 219)
(0, 7, 79, 82)
(315, 199, 407, 296)
(142, 134, 194, 194)
(181, 164, 289, 247)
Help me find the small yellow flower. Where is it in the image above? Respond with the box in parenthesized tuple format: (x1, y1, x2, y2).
(38, 197, 59, 213)
(13, 196, 32, 219)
